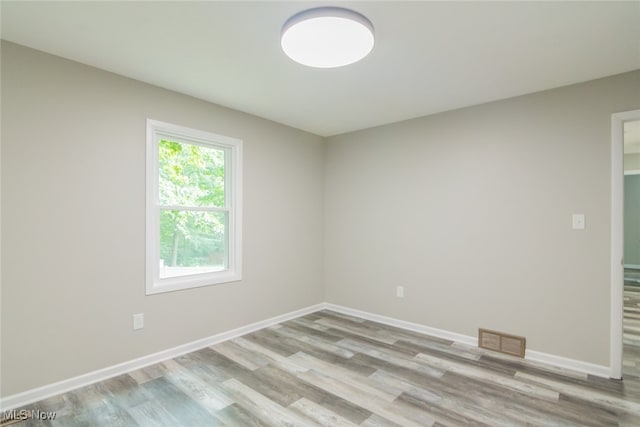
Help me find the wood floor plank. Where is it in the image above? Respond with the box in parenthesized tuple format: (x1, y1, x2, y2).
(415, 352, 561, 401)
(15, 307, 640, 426)
(63, 382, 137, 426)
(160, 359, 233, 413)
(211, 340, 271, 371)
(348, 353, 442, 391)
(480, 353, 626, 396)
(393, 338, 482, 362)
(214, 403, 268, 427)
(297, 335, 355, 359)
(373, 367, 552, 426)
(359, 320, 456, 347)
(199, 347, 257, 380)
(366, 371, 493, 426)
(297, 368, 433, 427)
(431, 371, 613, 427)
(124, 401, 184, 427)
(625, 279, 640, 379)
(288, 397, 357, 427)
(395, 391, 495, 427)
(221, 378, 316, 427)
(337, 338, 444, 379)
(250, 328, 342, 362)
(515, 370, 640, 414)
(283, 319, 343, 342)
(232, 336, 309, 375)
(232, 364, 305, 408)
(241, 329, 301, 357)
(288, 352, 400, 403)
(252, 328, 378, 377)
(101, 374, 149, 409)
(138, 377, 218, 425)
(359, 414, 403, 427)
(314, 317, 399, 345)
(247, 364, 373, 425)
(173, 348, 233, 383)
(128, 363, 169, 385)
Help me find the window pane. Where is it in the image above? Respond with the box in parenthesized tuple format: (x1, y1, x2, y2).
(158, 139, 225, 207)
(159, 210, 228, 278)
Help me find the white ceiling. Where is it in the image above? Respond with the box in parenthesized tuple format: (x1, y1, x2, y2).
(1, 1, 639, 137)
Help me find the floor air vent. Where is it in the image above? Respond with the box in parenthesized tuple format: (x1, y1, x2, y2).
(478, 328, 526, 358)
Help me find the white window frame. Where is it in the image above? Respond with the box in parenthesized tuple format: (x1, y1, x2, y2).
(146, 119, 242, 295)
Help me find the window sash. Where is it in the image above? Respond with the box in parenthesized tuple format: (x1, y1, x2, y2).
(159, 205, 230, 213)
(155, 138, 230, 210)
(157, 208, 229, 278)
(146, 119, 242, 295)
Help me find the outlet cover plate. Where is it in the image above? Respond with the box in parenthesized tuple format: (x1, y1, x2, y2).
(133, 313, 144, 330)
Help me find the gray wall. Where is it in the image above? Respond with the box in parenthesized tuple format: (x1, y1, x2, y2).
(625, 174, 640, 266)
(324, 70, 640, 366)
(3, 39, 640, 397)
(1, 42, 325, 396)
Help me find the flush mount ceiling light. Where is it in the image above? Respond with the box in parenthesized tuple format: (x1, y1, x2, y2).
(281, 7, 375, 68)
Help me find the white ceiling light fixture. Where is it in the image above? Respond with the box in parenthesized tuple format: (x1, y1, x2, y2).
(281, 7, 375, 68)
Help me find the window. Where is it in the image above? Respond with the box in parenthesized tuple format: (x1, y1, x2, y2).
(146, 119, 242, 294)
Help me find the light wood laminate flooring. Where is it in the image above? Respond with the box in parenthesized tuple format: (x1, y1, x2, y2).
(624, 268, 640, 379)
(12, 310, 640, 426)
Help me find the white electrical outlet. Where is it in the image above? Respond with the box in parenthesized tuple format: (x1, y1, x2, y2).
(133, 313, 144, 330)
(396, 286, 405, 298)
(572, 214, 585, 230)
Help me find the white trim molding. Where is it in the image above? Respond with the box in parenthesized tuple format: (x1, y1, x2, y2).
(611, 109, 640, 380)
(525, 349, 611, 379)
(0, 304, 324, 411)
(323, 303, 477, 346)
(1, 302, 614, 411)
(324, 304, 611, 379)
(145, 119, 243, 295)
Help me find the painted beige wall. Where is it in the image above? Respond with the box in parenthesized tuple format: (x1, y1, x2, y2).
(324, 70, 640, 366)
(0, 42, 325, 396)
(625, 153, 640, 171)
(2, 38, 639, 397)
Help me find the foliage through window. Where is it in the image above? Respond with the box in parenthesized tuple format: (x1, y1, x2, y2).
(146, 120, 242, 294)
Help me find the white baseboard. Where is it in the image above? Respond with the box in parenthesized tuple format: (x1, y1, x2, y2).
(323, 303, 612, 379)
(2, 301, 613, 411)
(0, 303, 325, 411)
(525, 349, 611, 378)
(322, 303, 477, 346)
